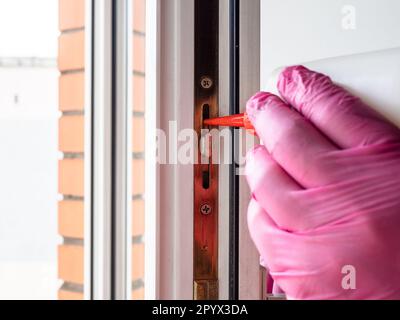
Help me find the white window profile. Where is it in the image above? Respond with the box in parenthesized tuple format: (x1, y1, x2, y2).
(84, 0, 263, 301)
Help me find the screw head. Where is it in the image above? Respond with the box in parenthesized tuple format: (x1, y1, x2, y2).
(200, 203, 212, 215)
(200, 76, 213, 89)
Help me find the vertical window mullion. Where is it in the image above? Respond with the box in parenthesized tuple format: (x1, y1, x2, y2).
(144, 0, 160, 300)
(229, 0, 240, 301)
(89, 0, 131, 300)
(112, 0, 132, 300)
(84, 0, 94, 300)
(90, 0, 113, 300)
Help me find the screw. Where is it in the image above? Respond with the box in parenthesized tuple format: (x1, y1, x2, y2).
(200, 76, 213, 89)
(200, 203, 212, 215)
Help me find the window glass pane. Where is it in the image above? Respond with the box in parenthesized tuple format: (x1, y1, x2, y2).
(0, 0, 87, 300)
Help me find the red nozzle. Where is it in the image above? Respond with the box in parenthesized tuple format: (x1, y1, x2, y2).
(204, 113, 256, 135)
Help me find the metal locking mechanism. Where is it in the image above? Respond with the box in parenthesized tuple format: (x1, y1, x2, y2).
(193, 0, 219, 300)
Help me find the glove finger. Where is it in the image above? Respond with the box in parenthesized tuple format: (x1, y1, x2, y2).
(247, 198, 335, 300)
(246, 92, 338, 188)
(247, 197, 290, 272)
(246, 145, 320, 232)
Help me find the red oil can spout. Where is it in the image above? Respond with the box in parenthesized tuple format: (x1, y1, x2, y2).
(204, 113, 256, 135)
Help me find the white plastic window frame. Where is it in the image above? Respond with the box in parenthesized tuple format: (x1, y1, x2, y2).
(83, 0, 262, 301)
(221, 0, 263, 300)
(149, 0, 194, 300)
(84, 0, 133, 300)
(147, 0, 263, 300)
(237, 0, 264, 300)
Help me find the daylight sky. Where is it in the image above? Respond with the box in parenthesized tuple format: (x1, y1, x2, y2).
(0, 0, 58, 58)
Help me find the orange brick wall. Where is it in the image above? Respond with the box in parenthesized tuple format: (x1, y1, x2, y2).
(57, 0, 146, 300)
(131, 0, 146, 300)
(58, 0, 85, 300)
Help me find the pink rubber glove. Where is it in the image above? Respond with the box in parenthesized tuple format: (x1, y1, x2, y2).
(245, 65, 400, 300)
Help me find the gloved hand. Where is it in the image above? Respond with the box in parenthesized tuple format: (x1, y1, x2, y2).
(245, 65, 400, 300)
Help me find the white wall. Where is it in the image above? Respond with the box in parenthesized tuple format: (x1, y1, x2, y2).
(0, 0, 58, 57)
(0, 65, 59, 299)
(261, 0, 400, 86)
